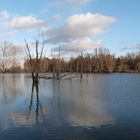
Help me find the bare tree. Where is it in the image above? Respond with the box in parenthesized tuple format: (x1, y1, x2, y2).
(0, 41, 11, 72)
(9, 44, 22, 72)
(25, 39, 45, 83)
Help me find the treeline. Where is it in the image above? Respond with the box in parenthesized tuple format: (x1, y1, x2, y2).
(24, 48, 140, 73)
(0, 41, 140, 73)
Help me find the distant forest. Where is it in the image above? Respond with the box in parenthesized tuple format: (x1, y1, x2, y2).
(0, 41, 140, 73)
(24, 48, 140, 73)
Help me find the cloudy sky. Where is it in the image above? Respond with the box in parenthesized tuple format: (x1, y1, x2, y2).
(0, 0, 140, 55)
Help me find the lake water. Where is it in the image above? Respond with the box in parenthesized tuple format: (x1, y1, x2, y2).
(0, 73, 140, 140)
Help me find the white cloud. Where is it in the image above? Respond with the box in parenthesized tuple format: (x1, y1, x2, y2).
(6, 16, 45, 30)
(38, 27, 48, 36)
(53, 38, 103, 53)
(46, 13, 117, 44)
(51, 0, 91, 8)
(0, 10, 10, 20)
(66, 13, 116, 27)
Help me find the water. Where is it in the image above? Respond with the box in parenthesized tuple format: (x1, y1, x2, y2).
(0, 73, 140, 140)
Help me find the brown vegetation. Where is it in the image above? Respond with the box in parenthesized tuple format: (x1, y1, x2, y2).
(24, 48, 140, 74)
(0, 41, 140, 75)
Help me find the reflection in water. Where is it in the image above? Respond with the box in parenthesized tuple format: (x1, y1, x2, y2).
(50, 78, 114, 127)
(0, 74, 140, 140)
(26, 81, 45, 124)
(2, 75, 7, 104)
(0, 74, 24, 105)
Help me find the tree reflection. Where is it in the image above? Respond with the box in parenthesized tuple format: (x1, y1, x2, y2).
(26, 81, 45, 124)
(2, 75, 7, 104)
(0, 74, 21, 105)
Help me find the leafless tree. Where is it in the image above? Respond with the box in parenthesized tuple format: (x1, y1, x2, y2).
(9, 44, 22, 72)
(0, 41, 11, 72)
(25, 39, 45, 83)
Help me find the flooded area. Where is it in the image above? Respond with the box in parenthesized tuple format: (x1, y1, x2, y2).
(0, 73, 140, 140)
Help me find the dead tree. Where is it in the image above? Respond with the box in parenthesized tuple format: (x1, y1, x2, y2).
(25, 39, 44, 83)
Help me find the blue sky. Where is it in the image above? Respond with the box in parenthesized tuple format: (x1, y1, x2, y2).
(0, 0, 140, 56)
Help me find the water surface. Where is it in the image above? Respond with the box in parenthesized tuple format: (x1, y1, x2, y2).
(0, 73, 140, 140)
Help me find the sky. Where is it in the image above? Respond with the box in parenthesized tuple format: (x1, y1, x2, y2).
(0, 0, 140, 56)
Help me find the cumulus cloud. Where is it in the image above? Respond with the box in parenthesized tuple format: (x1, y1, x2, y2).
(6, 16, 45, 30)
(51, 0, 91, 8)
(46, 13, 117, 44)
(0, 10, 10, 20)
(52, 38, 103, 53)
